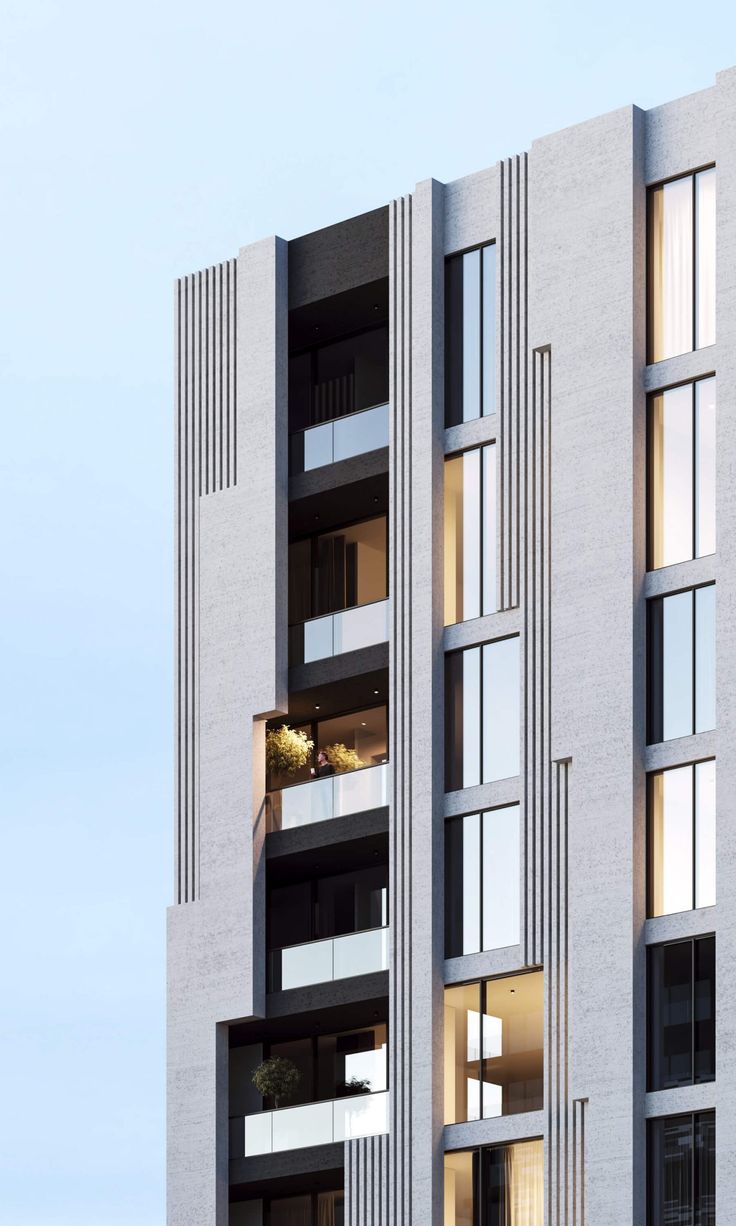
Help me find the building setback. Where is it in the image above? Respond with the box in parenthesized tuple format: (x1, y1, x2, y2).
(168, 67, 736, 1225)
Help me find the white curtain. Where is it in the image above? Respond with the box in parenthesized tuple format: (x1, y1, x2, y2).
(504, 1139, 543, 1226)
(696, 168, 716, 348)
(652, 176, 693, 361)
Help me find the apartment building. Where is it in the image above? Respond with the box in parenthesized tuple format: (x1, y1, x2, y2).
(168, 67, 736, 1225)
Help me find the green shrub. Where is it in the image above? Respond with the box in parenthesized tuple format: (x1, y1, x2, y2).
(251, 1056, 301, 1108)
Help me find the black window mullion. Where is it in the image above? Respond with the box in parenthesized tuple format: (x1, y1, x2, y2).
(479, 645, 485, 785)
(479, 254, 484, 423)
(692, 382, 698, 562)
(692, 766, 697, 911)
(479, 811, 484, 953)
(691, 940, 696, 1091)
(692, 173, 697, 352)
(479, 982, 485, 1120)
(691, 1112, 696, 1223)
(692, 589, 697, 736)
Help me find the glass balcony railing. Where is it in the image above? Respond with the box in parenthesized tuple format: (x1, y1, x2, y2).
(290, 598, 389, 665)
(270, 926, 389, 991)
(266, 761, 389, 833)
(231, 1090, 389, 1158)
(291, 402, 389, 474)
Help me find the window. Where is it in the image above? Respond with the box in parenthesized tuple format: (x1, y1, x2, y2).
(445, 806, 520, 955)
(289, 514, 388, 625)
(444, 1141, 543, 1226)
(648, 585, 715, 743)
(649, 1112, 715, 1226)
(445, 244, 496, 426)
(444, 445, 497, 624)
(648, 761, 716, 917)
(444, 972, 543, 1123)
(648, 378, 716, 569)
(648, 936, 715, 1091)
(445, 638, 520, 790)
(648, 168, 716, 363)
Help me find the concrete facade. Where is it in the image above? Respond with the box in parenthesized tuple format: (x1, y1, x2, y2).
(169, 70, 734, 1225)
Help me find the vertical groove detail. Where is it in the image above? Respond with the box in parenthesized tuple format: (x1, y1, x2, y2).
(388, 193, 412, 1226)
(546, 757, 573, 1223)
(345, 1134, 389, 1225)
(175, 258, 237, 904)
(524, 344, 552, 965)
(499, 153, 527, 611)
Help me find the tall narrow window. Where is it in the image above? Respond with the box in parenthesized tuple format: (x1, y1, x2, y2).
(649, 761, 715, 917)
(648, 585, 716, 743)
(648, 936, 715, 1091)
(649, 378, 716, 569)
(648, 167, 716, 363)
(445, 244, 497, 426)
(444, 444, 497, 624)
(444, 1141, 544, 1226)
(445, 638, 520, 790)
(445, 805, 520, 956)
(649, 1112, 715, 1226)
(444, 973, 543, 1124)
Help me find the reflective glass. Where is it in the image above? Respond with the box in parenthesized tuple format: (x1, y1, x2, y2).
(462, 250, 481, 422)
(482, 443, 497, 614)
(482, 972, 544, 1118)
(444, 1151, 475, 1226)
(482, 638, 520, 781)
(650, 1115, 693, 1226)
(332, 927, 389, 979)
(650, 766, 694, 917)
(463, 647, 482, 788)
(303, 421, 334, 471)
(650, 385, 693, 568)
(649, 176, 694, 362)
(696, 168, 716, 349)
(695, 760, 716, 909)
(333, 402, 389, 463)
(462, 813, 481, 955)
(482, 244, 497, 417)
(483, 804, 520, 950)
(279, 940, 333, 990)
(462, 449, 482, 619)
(695, 1113, 716, 1226)
(649, 941, 693, 1089)
(444, 983, 483, 1124)
(694, 937, 715, 1084)
(695, 585, 716, 733)
(695, 378, 716, 558)
(271, 1101, 334, 1153)
(662, 591, 693, 741)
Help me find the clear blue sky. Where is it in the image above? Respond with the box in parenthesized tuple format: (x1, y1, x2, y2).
(0, 3, 733, 1222)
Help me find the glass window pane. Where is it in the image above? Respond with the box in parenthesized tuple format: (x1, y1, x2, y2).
(650, 766, 694, 917)
(485, 1140, 544, 1224)
(649, 176, 694, 362)
(445, 652, 465, 792)
(482, 805, 520, 950)
(695, 760, 716, 909)
(695, 378, 716, 558)
(650, 385, 693, 568)
(482, 638, 520, 782)
(482, 972, 543, 1117)
(462, 814, 482, 955)
(444, 1150, 475, 1226)
(444, 983, 483, 1124)
(696, 168, 716, 349)
(695, 585, 716, 733)
(482, 443, 498, 615)
(462, 250, 481, 422)
(445, 256, 464, 428)
(463, 647, 482, 788)
(649, 941, 693, 1090)
(444, 455, 464, 626)
(695, 1112, 716, 1226)
(462, 450, 482, 620)
(694, 937, 715, 1084)
(482, 244, 497, 417)
(650, 1116, 693, 1226)
(662, 591, 694, 741)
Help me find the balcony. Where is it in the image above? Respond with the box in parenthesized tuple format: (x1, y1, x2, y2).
(270, 925, 389, 991)
(233, 1090, 389, 1158)
(291, 402, 389, 474)
(266, 762, 389, 833)
(290, 598, 389, 665)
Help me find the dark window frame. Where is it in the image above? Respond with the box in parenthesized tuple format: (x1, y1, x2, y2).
(445, 634, 520, 793)
(647, 582, 715, 745)
(444, 441, 498, 625)
(647, 1109, 715, 1226)
(646, 374, 716, 571)
(646, 758, 715, 917)
(444, 802, 521, 958)
(444, 241, 497, 427)
(647, 935, 715, 1093)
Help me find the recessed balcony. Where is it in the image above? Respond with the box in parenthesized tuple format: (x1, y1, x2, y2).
(270, 926, 389, 992)
(266, 762, 389, 833)
(290, 597, 389, 666)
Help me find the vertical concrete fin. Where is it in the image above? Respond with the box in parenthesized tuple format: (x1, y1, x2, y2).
(546, 757, 573, 1223)
(499, 153, 528, 611)
(345, 1134, 389, 1225)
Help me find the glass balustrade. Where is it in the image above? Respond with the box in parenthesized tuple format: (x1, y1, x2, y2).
(270, 926, 389, 991)
(266, 762, 389, 832)
(292, 403, 389, 474)
(234, 1090, 389, 1157)
(292, 598, 389, 665)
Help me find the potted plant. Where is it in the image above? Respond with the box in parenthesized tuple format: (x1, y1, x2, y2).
(251, 1056, 301, 1109)
(265, 726, 314, 778)
(323, 742, 365, 774)
(336, 1075, 372, 1097)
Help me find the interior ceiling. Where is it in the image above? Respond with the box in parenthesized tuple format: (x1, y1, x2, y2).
(266, 831, 389, 888)
(279, 666, 388, 725)
(229, 995, 389, 1048)
(289, 277, 389, 352)
(289, 472, 388, 540)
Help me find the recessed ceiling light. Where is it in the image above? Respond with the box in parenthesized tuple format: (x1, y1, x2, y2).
(373, 689, 379, 695)
(315, 704, 320, 710)
(361, 722, 367, 726)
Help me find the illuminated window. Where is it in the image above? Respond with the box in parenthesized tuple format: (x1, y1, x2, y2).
(445, 806, 520, 955)
(648, 761, 715, 917)
(444, 1142, 543, 1226)
(648, 378, 715, 569)
(648, 168, 715, 363)
(445, 638, 520, 790)
(648, 586, 715, 744)
(444, 445, 497, 624)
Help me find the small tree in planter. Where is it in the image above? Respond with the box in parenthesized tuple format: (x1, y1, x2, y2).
(265, 726, 314, 778)
(252, 1056, 301, 1109)
(323, 742, 365, 774)
(337, 1075, 372, 1097)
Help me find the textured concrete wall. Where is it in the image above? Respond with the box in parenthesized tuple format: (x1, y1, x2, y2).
(167, 237, 288, 1225)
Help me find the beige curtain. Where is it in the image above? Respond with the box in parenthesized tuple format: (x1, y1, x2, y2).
(317, 1191, 342, 1226)
(651, 176, 693, 362)
(504, 1139, 543, 1226)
